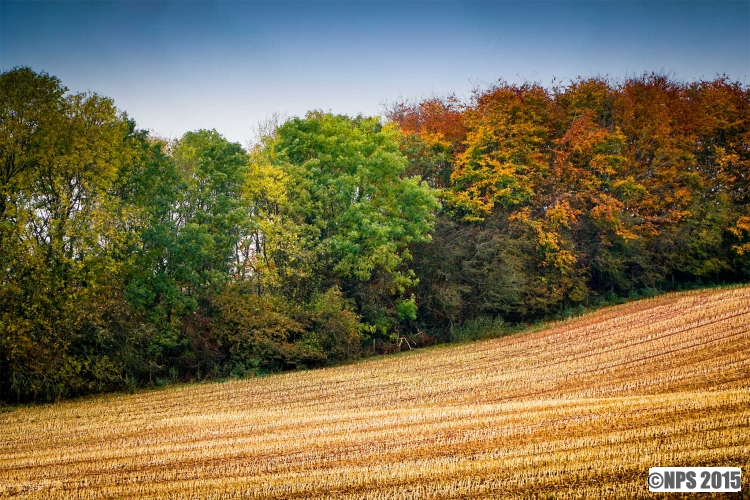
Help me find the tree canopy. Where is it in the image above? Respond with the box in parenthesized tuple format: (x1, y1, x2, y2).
(1, 67, 748, 402)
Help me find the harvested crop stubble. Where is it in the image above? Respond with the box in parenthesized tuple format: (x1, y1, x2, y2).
(1, 287, 750, 498)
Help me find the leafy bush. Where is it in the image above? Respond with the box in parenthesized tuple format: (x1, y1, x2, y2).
(450, 316, 508, 343)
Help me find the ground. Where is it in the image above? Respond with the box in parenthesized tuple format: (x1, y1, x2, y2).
(2, 287, 749, 498)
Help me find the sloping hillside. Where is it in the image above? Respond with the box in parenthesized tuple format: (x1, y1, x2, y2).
(2, 287, 749, 498)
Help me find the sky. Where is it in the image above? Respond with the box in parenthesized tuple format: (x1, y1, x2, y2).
(2, 0, 749, 146)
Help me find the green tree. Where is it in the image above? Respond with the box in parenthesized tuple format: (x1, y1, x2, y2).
(124, 130, 249, 375)
(271, 112, 440, 338)
(0, 67, 139, 400)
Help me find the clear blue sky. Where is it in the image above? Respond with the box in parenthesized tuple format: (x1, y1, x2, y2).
(2, 1, 748, 145)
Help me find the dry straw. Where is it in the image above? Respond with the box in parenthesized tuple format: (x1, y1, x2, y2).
(1, 287, 749, 498)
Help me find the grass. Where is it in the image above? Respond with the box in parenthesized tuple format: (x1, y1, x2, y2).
(1, 286, 749, 498)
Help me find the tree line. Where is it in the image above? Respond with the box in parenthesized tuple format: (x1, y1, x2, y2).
(1, 67, 748, 402)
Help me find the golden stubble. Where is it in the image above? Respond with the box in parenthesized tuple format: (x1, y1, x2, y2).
(2, 287, 749, 498)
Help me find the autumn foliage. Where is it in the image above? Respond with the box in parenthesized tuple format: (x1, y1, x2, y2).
(1, 68, 748, 402)
(390, 75, 750, 327)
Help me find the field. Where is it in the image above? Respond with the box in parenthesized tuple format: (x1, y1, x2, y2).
(2, 287, 750, 499)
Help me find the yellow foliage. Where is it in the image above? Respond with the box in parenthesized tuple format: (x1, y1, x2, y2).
(730, 216, 750, 255)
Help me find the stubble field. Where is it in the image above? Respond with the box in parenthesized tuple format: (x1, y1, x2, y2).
(2, 287, 749, 498)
